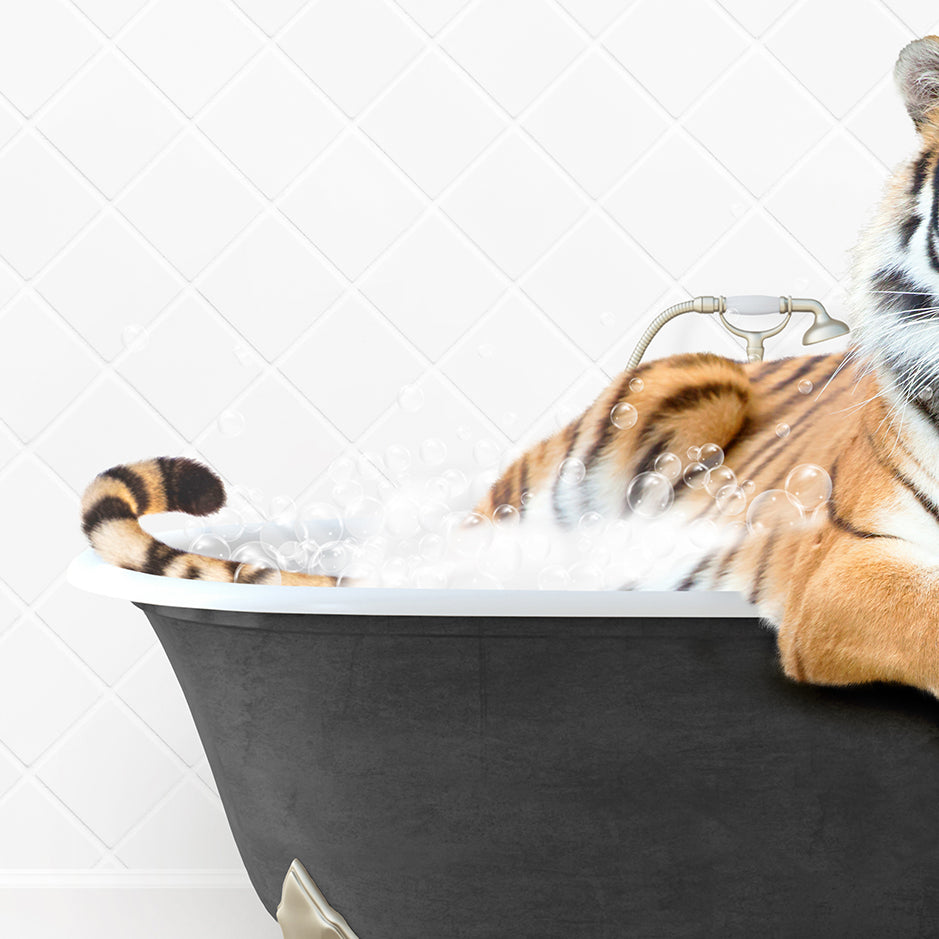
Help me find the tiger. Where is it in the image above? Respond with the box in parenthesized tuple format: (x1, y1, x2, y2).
(81, 35, 939, 699)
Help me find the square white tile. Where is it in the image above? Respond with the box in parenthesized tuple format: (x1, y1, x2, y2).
(36, 374, 183, 492)
(280, 295, 424, 438)
(38, 700, 182, 847)
(280, 133, 425, 278)
(523, 214, 670, 360)
(36, 582, 155, 686)
(362, 212, 506, 360)
(39, 52, 182, 198)
(116, 296, 262, 439)
(119, 0, 262, 117)
(200, 214, 344, 360)
(685, 50, 832, 197)
(199, 51, 343, 198)
(116, 779, 243, 869)
(0, 617, 99, 764)
(0, 781, 101, 868)
(279, 0, 424, 116)
(197, 373, 346, 500)
(604, 132, 745, 277)
(765, 132, 888, 277)
(0, 0, 100, 115)
(0, 134, 99, 278)
(36, 212, 181, 361)
(0, 295, 98, 441)
(442, 293, 585, 438)
(525, 51, 668, 197)
(605, 0, 747, 116)
(362, 51, 505, 197)
(765, 0, 908, 118)
(118, 132, 263, 278)
(442, 0, 585, 116)
(117, 648, 205, 765)
(442, 131, 587, 278)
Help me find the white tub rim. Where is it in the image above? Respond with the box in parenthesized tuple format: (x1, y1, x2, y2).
(68, 533, 758, 619)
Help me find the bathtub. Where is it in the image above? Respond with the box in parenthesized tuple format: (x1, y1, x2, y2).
(68, 527, 939, 938)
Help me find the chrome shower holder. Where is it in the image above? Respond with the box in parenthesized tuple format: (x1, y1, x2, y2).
(626, 295, 851, 368)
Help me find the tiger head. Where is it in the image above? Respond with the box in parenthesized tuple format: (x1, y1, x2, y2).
(850, 36, 939, 417)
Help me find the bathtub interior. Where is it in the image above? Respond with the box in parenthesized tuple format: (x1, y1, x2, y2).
(68, 517, 758, 617)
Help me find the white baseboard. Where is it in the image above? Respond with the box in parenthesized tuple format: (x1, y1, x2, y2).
(0, 876, 281, 939)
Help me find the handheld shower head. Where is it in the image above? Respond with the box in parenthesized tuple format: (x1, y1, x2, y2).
(795, 299, 851, 345)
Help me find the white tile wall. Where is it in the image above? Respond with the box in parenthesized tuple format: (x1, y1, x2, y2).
(0, 0, 934, 934)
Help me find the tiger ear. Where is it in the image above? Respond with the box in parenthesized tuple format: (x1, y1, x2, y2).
(895, 36, 939, 130)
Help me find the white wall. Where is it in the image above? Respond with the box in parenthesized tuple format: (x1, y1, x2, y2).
(0, 0, 928, 934)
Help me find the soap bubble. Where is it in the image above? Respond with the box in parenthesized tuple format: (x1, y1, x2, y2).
(626, 471, 674, 518)
(705, 465, 736, 496)
(493, 503, 520, 528)
(234, 561, 281, 585)
(776, 423, 791, 439)
(538, 564, 571, 590)
(682, 461, 708, 489)
(383, 444, 411, 477)
(741, 479, 756, 495)
(784, 463, 832, 512)
(259, 519, 296, 547)
(457, 424, 472, 440)
(798, 379, 814, 395)
(269, 495, 297, 521)
(611, 402, 638, 429)
(397, 383, 424, 412)
(746, 489, 803, 534)
(629, 377, 645, 393)
(184, 517, 206, 541)
(520, 488, 534, 506)
(355, 451, 383, 481)
(687, 446, 701, 461)
(419, 500, 450, 532)
(699, 443, 724, 468)
(381, 556, 410, 587)
(385, 496, 421, 537)
(413, 566, 448, 589)
(313, 540, 353, 576)
(420, 438, 447, 466)
(423, 476, 450, 503)
(299, 502, 343, 543)
(279, 540, 310, 571)
(474, 439, 501, 468)
(189, 533, 230, 559)
(121, 324, 149, 352)
(577, 510, 604, 533)
(419, 533, 446, 562)
(209, 506, 245, 540)
(558, 457, 586, 484)
(688, 518, 719, 549)
(327, 455, 356, 484)
(503, 411, 518, 428)
(654, 452, 682, 482)
(449, 571, 502, 590)
(447, 511, 493, 558)
(442, 467, 469, 499)
(478, 536, 523, 578)
(232, 541, 283, 584)
(569, 562, 603, 590)
(344, 497, 385, 540)
(332, 480, 363, 508)
(217, 410, 244, 437)
(715, 484, 747, 516)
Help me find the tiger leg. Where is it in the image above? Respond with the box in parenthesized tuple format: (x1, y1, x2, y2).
(777, 538, 939, 697)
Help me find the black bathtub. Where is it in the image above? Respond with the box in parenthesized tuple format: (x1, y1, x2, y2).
(69, 541, 939, 938)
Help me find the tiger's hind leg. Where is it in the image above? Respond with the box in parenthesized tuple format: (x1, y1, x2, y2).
(777, 536, 939, 698)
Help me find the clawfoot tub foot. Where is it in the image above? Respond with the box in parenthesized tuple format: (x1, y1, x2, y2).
(277, 859, 360, 939)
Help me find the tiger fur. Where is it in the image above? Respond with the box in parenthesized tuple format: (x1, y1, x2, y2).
(82, 36, 939, 698)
